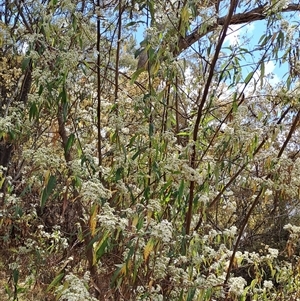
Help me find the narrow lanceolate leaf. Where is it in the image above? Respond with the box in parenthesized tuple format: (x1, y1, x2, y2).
(89, 204, 98, 237)
(177, 180, 185, 201)
(29, 102, 38, 121)
(41, 175, 56, 212)
(21, 57, 31, 71)
(46, 272, 65, 292)
(125, 20, 145, 27)
(244, 71, 254, 84)
(149, 122, 154, 137)
(95, 231, 110, 263)
(115, 167, 124, 182)
(180, 6, 190, 35)
(65, 133, 75, 154)
(12, 269, 19, 284)
(144, 238, 155, 263)
(130, 68, 144, 83)
(260, 62, 265, 88)
(59, 87, 68, 104)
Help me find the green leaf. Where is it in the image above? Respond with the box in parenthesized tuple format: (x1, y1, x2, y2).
(286, 75, 292, 90)
(38, 85, 44, 96)
(95, 232, 110, 262)
(41, 175, 57, 212)
(71, 14, 77, 31)
(21, 57, 31, 71)
(152, 160, 161, 178)
(277, 30, 284, 49)
(62, 101, 68, 122)
(125, 20, 145, 27)
(204, 288, 212, 299)
(214, 164, 220, 183)
(65, 133, 75, 154)
(260, 62, 265, 88)
(177, 132, 189, 136)
(132, 147, 147, 161)
(4, 284, 11, 295)
(130, 68, 144, 83)
(13, 269, 19, 284)
(258, 33, 266, 45)
(244, 71, 254, 84)
(148, 0, 155, 20)
(59, 87, 68, 104)
(46, 272, 65, 292)
(29, 102, 38, 121)
(110, 265, 122, 286)
(136, 215, 144, 231)
(147, 47, 156, 63)
(187, 287, 196, 301)
(259, 34, 271, 47)
(86, 233, 101, 250)
(177, 180, 185, 201)
(180, 6, 190, 35)
(149, 122, 154, 137)
(115, 167, 124, 182)
(232, 92, 238, 113)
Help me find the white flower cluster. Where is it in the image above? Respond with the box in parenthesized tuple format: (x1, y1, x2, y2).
(198, 194, 210, 204)
(136, 285, 163, 301)
(153, 255, 168, 279)
(38, 225, 68, 252)
(181, 163, 203, 184)
(97, 203, 128, 232)
(263, 280, 274, 289)
(283, 223, 300, 241)
(223, 226, 238, 237)
(151, 219, 173, 243)
(264, 189, 273, 197)
(81, 179, 112, 201)
(3, 193, 20, 206)
(0, 115, 14, 132)
(283, 223, 300, 234)
(228, 276, 247, 296)
(147, 199, 162, 213)
(268, 247, 279, 258)
(23, 147, 64, 170)
(222, 199, 237, 214)
(56, 272, 98, 301)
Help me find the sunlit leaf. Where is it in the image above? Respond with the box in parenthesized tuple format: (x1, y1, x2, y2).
(144, 238, 155, 263)
(46, 272, 65, 292)
(244, 71, 254, 84)
(95, 231, 110, 263)
(89, 204, 98, 237)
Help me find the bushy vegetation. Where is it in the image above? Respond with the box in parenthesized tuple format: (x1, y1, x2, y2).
(1, 0, 300, 300)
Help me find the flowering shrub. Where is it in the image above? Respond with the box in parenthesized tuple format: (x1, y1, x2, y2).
(1, 0, 300, 300)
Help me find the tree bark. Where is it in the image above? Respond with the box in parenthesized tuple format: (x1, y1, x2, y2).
(176, 4, 300, 55)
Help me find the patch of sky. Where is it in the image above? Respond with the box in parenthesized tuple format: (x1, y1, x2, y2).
(223, 7, 300, 90)
(223, 19, 289, 84)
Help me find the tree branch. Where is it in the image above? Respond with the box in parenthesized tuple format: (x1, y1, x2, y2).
(177, 3, 300, 54)
(185, 0, 238, 236)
